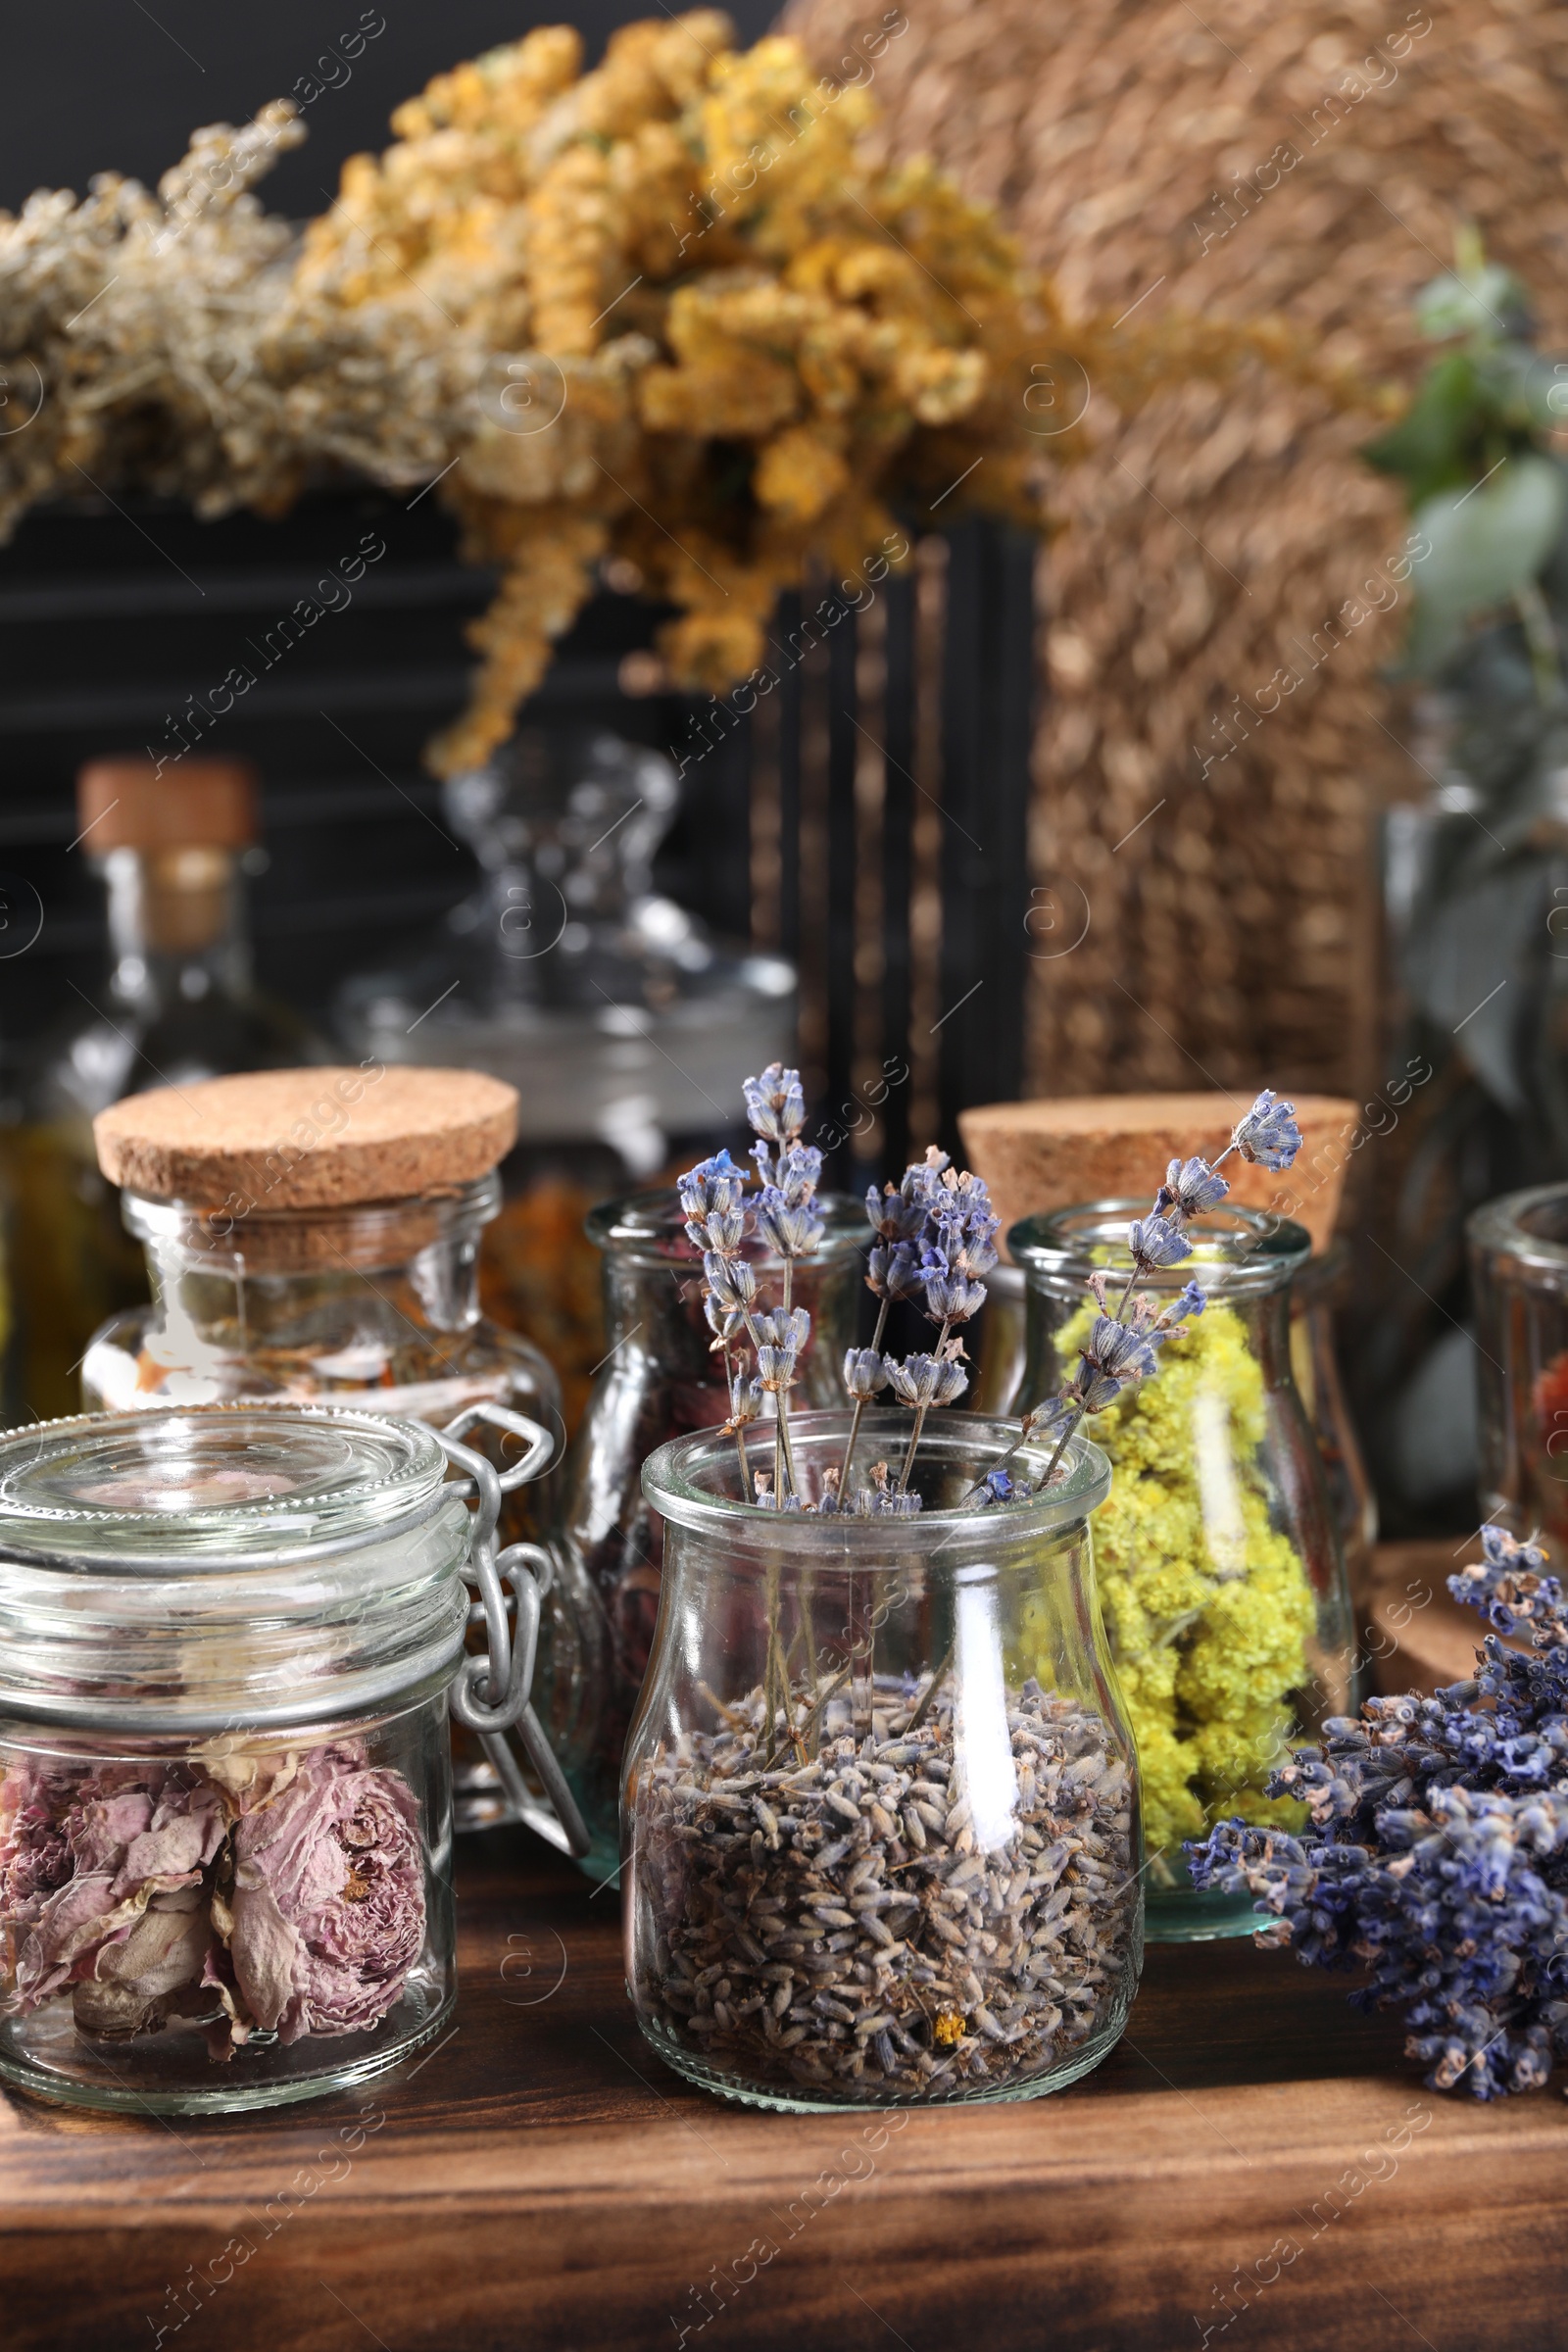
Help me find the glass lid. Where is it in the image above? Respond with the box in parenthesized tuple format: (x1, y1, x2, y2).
(0, 1406, 450, 1566)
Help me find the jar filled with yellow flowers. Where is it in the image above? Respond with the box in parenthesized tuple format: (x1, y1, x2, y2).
(1010, 1185, 1357, 1940)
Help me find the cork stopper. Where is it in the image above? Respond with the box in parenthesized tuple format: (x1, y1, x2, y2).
(94, 1067, 519, 1211)
(957, 1092, 1358, 1257)
(76, 758, 259, 853)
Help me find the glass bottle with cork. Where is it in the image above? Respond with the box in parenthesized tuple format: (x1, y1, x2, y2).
(3, 756, 314, 1421)
(78, 1065, 581, 1843)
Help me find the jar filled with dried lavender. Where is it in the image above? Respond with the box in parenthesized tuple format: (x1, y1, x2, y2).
(625, 1408, 1139, 2110)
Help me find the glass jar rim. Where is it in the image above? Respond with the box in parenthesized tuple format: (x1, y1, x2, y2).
(1009, 1198, 1310, 1295)
(121, 1172, 500, 1269)
(1468, 1183, 1568, 1280)
(0, 1404, 453, 1568)
(587, 1185, 867, 1268)
(643, 1407, 1110, 1546)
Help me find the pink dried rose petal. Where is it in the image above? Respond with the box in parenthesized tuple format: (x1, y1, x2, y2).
(226, 1749, 424, 2043)
(4, 1765, 225, 2015)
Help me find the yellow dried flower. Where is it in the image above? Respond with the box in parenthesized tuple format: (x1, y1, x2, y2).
(0, 16, 1380, 774)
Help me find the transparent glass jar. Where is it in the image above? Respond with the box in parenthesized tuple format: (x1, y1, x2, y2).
(335, 727, 796, 1423)
(0, 1405, 469, 2115)
(1010, 1201, 1356, 1942)
(548, 1190, 865, 1883)
(1290, 1243, 1378, 1610)
(625, 1409, 1137, 2111)
(1469, 1182, 1568, 1547)
(79, 1178, 579, 1840)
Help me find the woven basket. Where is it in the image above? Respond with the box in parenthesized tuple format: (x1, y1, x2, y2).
(782, 0, 1568, 1102)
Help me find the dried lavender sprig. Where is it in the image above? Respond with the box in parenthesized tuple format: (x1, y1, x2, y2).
(1016, 1088, 1302, 1495)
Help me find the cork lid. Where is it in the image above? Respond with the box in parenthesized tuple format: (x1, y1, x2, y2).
(76, 758, 259, 853)
(94, 1067, 519, 1210)
(957, 1092, 1357, 1257)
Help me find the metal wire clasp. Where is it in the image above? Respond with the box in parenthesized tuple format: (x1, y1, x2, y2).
(435, 1401, 589, 1859)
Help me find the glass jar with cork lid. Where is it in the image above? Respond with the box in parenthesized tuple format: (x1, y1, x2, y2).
(958, 1092, 1362, 1940)
(2, 756, 317, 1423)
(78, 1066, 588, 1847)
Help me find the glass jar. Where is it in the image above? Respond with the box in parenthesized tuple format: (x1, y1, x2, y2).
(79, 1173, 578, 1842)
(334, 726, 796, 1429)
(0, 1404, 474, 2115)
(549, 1189, 865, 1883)
(1, 757, 319, 1423)
(969, 1261, 1027, 1416)
(1289, 1243, 1378, 1609)
(1469, 1182, 1568, 1547)
(624, 1409, 1138, 2111)
(1010, 1201, 1356, 1942)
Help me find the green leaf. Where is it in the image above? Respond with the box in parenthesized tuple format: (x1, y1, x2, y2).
(1400, 453, 1566, 676)
(1364, 353, 1483, 506)
(1415, 262, 1527, 346)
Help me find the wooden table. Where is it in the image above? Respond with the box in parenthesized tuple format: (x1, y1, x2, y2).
(4, 1818, 1566, 2352)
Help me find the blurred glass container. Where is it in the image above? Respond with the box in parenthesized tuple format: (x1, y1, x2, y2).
(78, 1067, 577, 1842)
(1, 758, 317, 1423)
(1289, 1243, 1378, 1610)
(1010, 1200, 1356, 1941)
(334, 728, 795, 1431)
(546, 1187, 865, 1882)
(970, 1261, 1026, 1416)
(1469, 1182, 1568, 1548)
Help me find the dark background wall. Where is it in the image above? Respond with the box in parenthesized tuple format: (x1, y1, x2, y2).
(0, 2, 774, 218)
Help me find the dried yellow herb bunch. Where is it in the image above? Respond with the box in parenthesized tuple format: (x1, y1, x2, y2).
(0, 17, 1369, 774)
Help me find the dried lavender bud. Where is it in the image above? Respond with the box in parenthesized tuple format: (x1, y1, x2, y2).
(688, 1205, 748, 1254)
(885, 1351, 968, 1409)
(704, 1252, 758, 1312)
(755, 1188, 824, 1259)
(724, 1374, 763, 1429)
(678, 1150, 748, 1223)
(1126, 1213, 1191, 1272)
(917, 1243, 988, 1326)
(1228, 1089, 1302, 1172)
(743, 1063, 806, 1145)
(867, 1241, 924, 1304)
(1156, 1155, 1231, 1220)
(842, 1348, 890, 1402)
(754, 1305, 810, 1392)
(631, 1678, 1137, 2103)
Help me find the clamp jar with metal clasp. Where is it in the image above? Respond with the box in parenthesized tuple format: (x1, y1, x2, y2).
(0, 1399, 585, 2116)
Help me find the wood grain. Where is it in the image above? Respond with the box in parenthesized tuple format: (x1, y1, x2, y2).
(5, 1579, 1567, 2350)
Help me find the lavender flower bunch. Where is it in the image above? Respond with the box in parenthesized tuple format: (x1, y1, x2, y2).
(682, 1070, 1006, 1510)
(994, 1088, 1303, 1497)
(1188, 1525, 1568, 2100)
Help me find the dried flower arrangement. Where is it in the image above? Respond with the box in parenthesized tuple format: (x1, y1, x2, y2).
(0, 15, 1356, 775)
(0, 1741, 425, 2054)
(683, 1068, 1302, 1544)
(1191, 1525, 1568, 2100)
(624, 1074, 1301, 2103)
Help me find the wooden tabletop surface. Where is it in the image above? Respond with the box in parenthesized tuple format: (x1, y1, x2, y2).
(5, 1551, 1566, 2352)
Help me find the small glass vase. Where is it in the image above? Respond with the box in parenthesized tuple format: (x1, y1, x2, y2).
(624, 1409, 1141, 2111)
(1290, 1242, 1378, 1609)
(1010, 1201, 1356, 1941)
(546, 1190, 865, 1883)
(1469, 1182, 1568, 1546)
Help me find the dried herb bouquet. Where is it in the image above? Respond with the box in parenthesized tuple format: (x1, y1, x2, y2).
(0, 14, 1361, 775)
